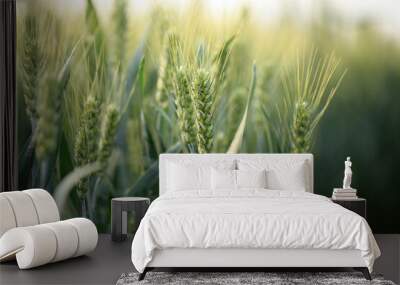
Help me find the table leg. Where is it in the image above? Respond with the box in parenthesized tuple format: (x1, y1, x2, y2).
(111, 201, 123, 242)
(121, 210, 127, 240)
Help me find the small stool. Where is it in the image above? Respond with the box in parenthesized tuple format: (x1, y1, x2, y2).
(111, 197, 150, 242)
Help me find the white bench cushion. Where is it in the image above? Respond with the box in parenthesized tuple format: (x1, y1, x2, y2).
(0, 189, 60, 236)
(0, 218, 98, 269)
(0, 189, 98, 269)
(0, 196, 17, 237)
(24, 189, 60, 223)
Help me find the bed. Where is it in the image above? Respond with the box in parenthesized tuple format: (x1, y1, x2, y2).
(131, 154, 380, 280)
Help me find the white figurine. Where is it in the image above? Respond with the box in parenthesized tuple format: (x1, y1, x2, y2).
(343, 157, 353, 189)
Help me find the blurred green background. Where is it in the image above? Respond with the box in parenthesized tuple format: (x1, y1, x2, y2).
(16, 0, 400, 233)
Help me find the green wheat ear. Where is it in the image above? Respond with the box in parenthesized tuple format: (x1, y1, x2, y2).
(98, 104, 119, 172)
(35, 78, 60, 161)
(174, 65, 196, 149)
(74, 93, 102, 197)
(277, 49, 346, 154)
(74, 94, 102, 166)
(21, 12, 43, 124)
(292, 101, 311, 153)
(192, 68, 214, 154)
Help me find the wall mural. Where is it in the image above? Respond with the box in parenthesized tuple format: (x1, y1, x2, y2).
(16, 0, 400, 233)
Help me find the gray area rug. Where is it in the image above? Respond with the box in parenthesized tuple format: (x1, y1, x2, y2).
(117, 272, 396, 285)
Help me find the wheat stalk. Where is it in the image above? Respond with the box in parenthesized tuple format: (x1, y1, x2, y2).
(74, 93, 102, 197)
(291, 101, 311, 153)
(162, 32, 200, 151)
(74, 94, 102, 165)
(173, 65, 197, 149)
(280, 49, 346, 153)
(21, 13, 43, 125)
(192, 68, 214, 153)
(226, 88, 246, 147)
(155, 32, 176, 108)
(212, 35, 235, 106)
(112, 0, 127, 72)
(35, 78, 60, 160)
(98, 104, 119, 172)
(127, 118, 144, 175)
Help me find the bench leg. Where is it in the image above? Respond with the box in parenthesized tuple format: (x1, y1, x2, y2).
(354, 267, 371, 280)
(138, 268, 148, 281)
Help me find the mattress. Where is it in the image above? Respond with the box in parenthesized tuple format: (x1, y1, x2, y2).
(131, 190, 380, 273)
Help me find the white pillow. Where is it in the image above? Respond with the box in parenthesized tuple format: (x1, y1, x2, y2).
(211, 168, 236, 190)
(167, 162, 211, 191)
(166, 160, 236, 192)
(236, 169, 267, 189)
(211, 169, 267, 190)
(237, 159, 308, 191)
(266, 165, 306, 191)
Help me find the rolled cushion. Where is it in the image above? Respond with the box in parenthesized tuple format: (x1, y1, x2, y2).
(0, 226, 57, 269)
(0, 189, 60, 239)
(42, 221, 79, 262)
(0, 191, 39, 227)
(23, 189, 60, 224)
(66, 218, 98, 257)
(0, 218, 98, 269)
(0, 196, 17, 237)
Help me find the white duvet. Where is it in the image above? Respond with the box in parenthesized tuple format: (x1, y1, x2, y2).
(131, 190, 380, 273)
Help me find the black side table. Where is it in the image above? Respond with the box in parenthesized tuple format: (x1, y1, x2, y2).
(111, 197, 150, 242)
(331, 198, 366, 219)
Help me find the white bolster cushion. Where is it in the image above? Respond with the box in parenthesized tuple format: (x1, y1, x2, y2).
(0, 189, 60, 238)
(23, 189, 60, 224)
(65, 218, 98, 257)
(42, 221, 79, 262)
(0, 226, 57, 268)
(0, 191, 39, 227)
(0, 196, 17, 237)
(0, 218, 98, 269)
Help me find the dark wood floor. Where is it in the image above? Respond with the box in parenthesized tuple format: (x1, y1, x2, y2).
(374, 234, 400, 284)
(0, 234, 134, 285)
(0, 234, 399, 285)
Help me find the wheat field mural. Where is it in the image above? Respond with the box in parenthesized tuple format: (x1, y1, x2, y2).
(16, 0, 400, 233)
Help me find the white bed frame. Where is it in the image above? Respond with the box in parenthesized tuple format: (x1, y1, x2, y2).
(141, 154, 370, 280)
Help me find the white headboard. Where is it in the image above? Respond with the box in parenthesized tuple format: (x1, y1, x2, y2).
(159, 153, 314, 195)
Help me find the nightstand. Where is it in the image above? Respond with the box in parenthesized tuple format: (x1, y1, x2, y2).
(111, 197, 150, 242)
(331, 198, 366, 219)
